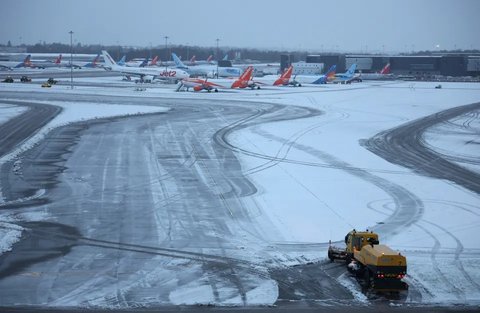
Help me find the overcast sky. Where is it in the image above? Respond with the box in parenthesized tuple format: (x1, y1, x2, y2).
(1, 0, 479, 53)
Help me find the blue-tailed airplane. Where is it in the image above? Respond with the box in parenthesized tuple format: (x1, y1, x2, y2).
(332, 64, 361, 84)
(117, 55, 126, 66)
(83, 54, 101, 68)
(293, 65, 337, 85)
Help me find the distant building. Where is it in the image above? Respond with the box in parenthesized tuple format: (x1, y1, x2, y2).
(467, 56, 480, 76)
(280, 54, 294, 73)
(292, 61, 324, 75)
(282, 53, 480, 78)
(311, 54, 346, 73)
(345, 54, 479, 77)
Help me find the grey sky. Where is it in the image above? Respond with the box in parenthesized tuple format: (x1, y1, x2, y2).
(1, 0, 479, 53)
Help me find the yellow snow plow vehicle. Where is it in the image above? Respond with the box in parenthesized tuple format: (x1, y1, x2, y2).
(328, 229, 408, 292)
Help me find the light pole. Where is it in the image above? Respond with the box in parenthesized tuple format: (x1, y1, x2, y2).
(164, 36, 169, 70)
(216, 38, 220, 78)
(69, 30, 73, 89)
(186, 42, 189, 62)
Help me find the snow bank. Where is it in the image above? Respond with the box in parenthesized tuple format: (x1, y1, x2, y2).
(0, 214, 23, 254)
(337, 272, 369, 303)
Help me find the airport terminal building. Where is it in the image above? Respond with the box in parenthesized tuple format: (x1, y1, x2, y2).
(282, 53, 480, 77)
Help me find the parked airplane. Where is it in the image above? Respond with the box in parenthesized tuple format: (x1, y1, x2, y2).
(172, 52, 214, 77)
(244, 65, 297, 88)
(176, 66, 255, 92)
(14, 54, 63, 69)
(359, 63, 393, 80)
(177, 65, 298, 92)
(293, 65, 337, 85)
(181, 55, 197, 66)
(83, 54, 102, 68)
(172, 52, 242, 78)
(102, 50, 189, 83)
(167, 54, 212, 67)
(273, 65, 297, 86)
(332, 64, 361, 83)
(175, 77, 225, 92)
(186, 55, 215, 66)
(50, 54, 81, 69)
(194, 55, 214, 65)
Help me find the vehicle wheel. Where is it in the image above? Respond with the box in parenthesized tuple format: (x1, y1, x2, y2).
(364, 269, 371, 288)
(346, 256, 353, 272)
(298, 84, 302, 87)
(328, 250, 334, 262)
(214, 89, 218, 92)
(257, 86, 261, 89)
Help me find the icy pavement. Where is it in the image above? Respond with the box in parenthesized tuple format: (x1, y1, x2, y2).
(0, 81, 479, 308)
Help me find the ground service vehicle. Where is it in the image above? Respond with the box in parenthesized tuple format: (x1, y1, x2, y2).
(20, 76, 32, 82)
(328, 229, 408, 292)
(2, 76, 14, 83)
(47, 78, 58, 84)
(41, 82, 52, 88)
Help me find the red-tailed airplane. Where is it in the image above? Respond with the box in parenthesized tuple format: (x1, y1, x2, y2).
(359, 63, 393, 80)
(176, 65, 297, 92)
(14, 54, 63, 69)
(244, 65, 298, 89)
(176, 66, 255, 92)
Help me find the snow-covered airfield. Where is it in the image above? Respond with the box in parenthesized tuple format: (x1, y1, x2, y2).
(0, 75, 479, 310)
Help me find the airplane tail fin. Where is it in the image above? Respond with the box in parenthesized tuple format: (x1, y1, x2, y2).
(23, 55, 31, 67)
(231, 66, 253, 88)
(54, 54, 62, 64)
(346, 64, 357, 76)
(238, 66, 254, 81)
(139, 57, 149, 67)
(150, 56, 158, 66)
(326, 65, 336, 78)
(379, 63, 390, 74)
(15, 55, 31, 68)
(117, 55, 126, 66)
(206, 55, 213, 63)
(222, 53, 228, 61)
(312, 65, 336, 84)
(273, 65, 293, 86)
(172, 52, 187, 69)
(101, 51, 117, 69)
(92, 54, 100, 66)
(190, 55, 196, 63)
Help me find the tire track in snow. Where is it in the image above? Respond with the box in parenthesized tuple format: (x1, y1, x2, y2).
(363, 102, 480, 194)
(367, 199, 480, 300)
(414, 223, 465, 301)
(252, 131, 424, 240)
